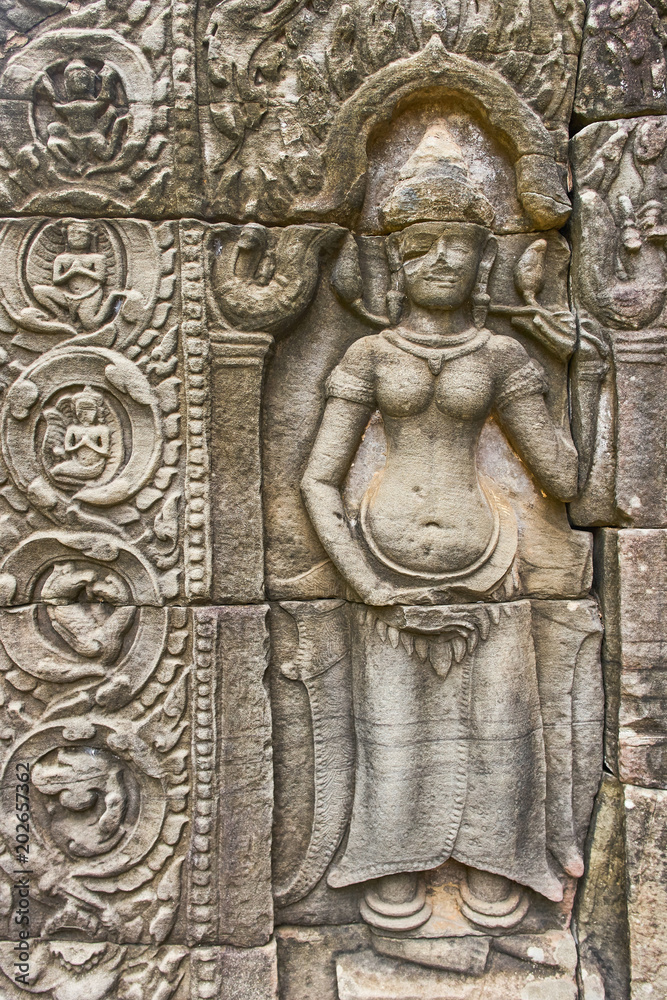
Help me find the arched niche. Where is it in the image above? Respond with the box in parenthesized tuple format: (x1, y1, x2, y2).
(295, 35, 570, 232)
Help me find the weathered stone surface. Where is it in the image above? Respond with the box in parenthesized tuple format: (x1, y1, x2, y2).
(596, 528, 667, 786)
(0, 1, 648, 995)
(210, 604, 274, 947)
(0, 216, 348, 608)
(336, 948, 578, 999)
(0, 1, 200, 216)
(0, 941, 279, 999)
(624, 784, 667, 1000)
(575, 0, 667, 123)
(574, 775, 631, 1000)
(261, 99, 608, 987)
(0, 604, 192, 945)
(0, 941, 191, 999)
(276, 925, 371, 1000)
(570, 118, 667, 528)
(271, 595, 602, 967)
(218, 939, 279, 1000)
(206, 221, 343, 603)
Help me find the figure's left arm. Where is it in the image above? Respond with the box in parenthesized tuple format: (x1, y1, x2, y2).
(497, 311, 608, 498)
(495, 372, 579, 501)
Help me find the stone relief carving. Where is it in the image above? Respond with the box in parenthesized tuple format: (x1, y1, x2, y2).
(0, 217, 197, 604)
(0, 942, 189, 1000)
(0, 605, 190, 943)
(197, 0, 579, 223)
(575, 0, 667, 122)
(204, 219, 343, 602)
(266, 109, 605, 996)
(570, 117, 667, 527)
(0, 2, 660, 999)
(0, 0, 199, 216)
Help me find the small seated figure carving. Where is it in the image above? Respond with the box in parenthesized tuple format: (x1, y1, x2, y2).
(33, 222, 125, 332)
(45, 386, 111, 485)
(0, 221, 129, 338)
(35, 60, 129, 176)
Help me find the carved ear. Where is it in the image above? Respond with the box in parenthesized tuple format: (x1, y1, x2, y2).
(385, 234, 405, 326)
(472, 236, 498, 329)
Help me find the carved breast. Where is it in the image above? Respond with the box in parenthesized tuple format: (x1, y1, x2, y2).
(374, 343, 495, 423)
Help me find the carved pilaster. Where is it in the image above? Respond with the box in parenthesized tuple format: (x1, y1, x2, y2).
(209, 331, 273, 604)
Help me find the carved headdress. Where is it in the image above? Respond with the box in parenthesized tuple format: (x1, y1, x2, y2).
(379, 123, 496, 231)
(72, 386, 104, 416)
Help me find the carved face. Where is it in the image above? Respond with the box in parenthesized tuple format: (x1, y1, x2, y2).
(401, 228, 485, 311)
(63, 60, 97, 100)
(75, 399, 98, 425)
(67, 223, 93, 251)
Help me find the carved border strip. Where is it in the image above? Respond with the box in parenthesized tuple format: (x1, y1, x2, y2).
(181, 222, 212, 602)
(190, 947, 218, 1000)
(188, 610, 219, 946)
(171, 0, 202, 215)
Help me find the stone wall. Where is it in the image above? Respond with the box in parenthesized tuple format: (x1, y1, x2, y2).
(0, 2, 661, 998)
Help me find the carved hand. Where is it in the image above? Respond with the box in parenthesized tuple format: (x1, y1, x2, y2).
(511, 307, 577, 362)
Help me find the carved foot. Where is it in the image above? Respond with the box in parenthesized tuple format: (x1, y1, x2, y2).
(459, 869, 530, 930)
(360, 874, 432, 932)
(371, 932, 491, 975)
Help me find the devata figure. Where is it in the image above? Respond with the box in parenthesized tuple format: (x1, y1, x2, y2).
(301, 125, 605, 958)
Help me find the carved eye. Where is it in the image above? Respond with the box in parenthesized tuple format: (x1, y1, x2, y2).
(401, 247, 430, 262)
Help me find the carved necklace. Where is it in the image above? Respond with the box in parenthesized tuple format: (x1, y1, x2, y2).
(382, 327, 490, 375)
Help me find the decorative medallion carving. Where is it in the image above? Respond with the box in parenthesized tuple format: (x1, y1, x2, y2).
(0, 218, 197, 603)
(0, 0, 198, 216)
(2, 347, 162, 510)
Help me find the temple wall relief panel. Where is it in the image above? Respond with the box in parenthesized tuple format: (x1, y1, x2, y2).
(0, 1, 662, 999)
(261, 61, 605, 996)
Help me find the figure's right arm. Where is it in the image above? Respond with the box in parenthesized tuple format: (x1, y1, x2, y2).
(301, 338, 391, 602)
(53, 258, 69, 285)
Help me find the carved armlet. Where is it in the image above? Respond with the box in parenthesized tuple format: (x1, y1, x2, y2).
(325, 367, 375, 407)
(495, 360, 548, 410)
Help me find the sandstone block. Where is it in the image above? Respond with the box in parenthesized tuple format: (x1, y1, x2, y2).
(625, 784, 667, 1000)
(596, 529, 667, 786)
(575, 0, 667, 123)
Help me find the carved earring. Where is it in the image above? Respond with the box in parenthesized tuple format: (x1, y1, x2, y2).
(472, 236, 498, 329)
(331, 233, 393, 327)
(385, 236, 405, 325)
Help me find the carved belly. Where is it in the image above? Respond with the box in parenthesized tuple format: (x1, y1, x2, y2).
(360, 475, 498, 577)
